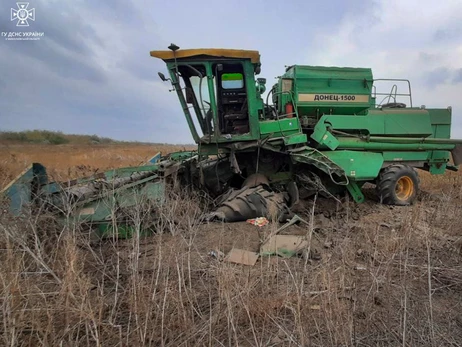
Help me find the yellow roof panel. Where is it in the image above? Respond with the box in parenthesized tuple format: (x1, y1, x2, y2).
(150, 48, 260, 64)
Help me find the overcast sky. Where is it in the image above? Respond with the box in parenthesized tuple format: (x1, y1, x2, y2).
(1, 0, 462, 144)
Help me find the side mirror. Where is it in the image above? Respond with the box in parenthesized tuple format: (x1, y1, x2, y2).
(158, 72, 167, 81)
(256, 78, 266, 94)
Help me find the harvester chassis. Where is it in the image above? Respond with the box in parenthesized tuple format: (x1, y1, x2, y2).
(3, 44, 462, 237)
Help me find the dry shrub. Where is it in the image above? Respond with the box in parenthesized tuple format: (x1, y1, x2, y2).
(2, 186, 462, 346)
(1, 153, 462, 345)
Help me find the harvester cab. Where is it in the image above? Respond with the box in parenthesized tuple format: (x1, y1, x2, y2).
(150, 46, 265, 143)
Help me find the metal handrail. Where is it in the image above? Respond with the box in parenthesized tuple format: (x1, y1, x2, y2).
(372, 78, 413, 107)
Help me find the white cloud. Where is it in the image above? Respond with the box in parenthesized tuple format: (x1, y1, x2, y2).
(2, 0, 461, 141)
(307, 0, 462, 136)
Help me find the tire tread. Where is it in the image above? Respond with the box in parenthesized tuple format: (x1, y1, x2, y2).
(376, 164, 419, 205)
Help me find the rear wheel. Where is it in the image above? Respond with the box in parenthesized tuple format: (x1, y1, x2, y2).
(376, 165, 420, 205)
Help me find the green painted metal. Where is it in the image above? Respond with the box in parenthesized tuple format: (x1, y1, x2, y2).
(313, 110, 434, 139)
(428, 150, 451, 164)
(311, 123, 340, 150)
(321, 151, 384, 180)
(357, 136, 462, 145)
(163, 59, 263, 144)
(167, 66, 200, 143)
(367, 109, 433, 136)
(429, 163, 447, 175)
(280, 65, 373, 116)
(259, 118, 300, 136)
(289, 148, 347, 182)
(105, 164, 160, 180)
(1, 163, 47, 215)
(283, 133, 308, 146)
(168, 150, 197, 161)
(428, 108, 451, 139)
(381, 151, 430, 162)
(73, 176, 164, 224)
(0, 150, 198, 237)
(346, 181, 365, 203)
(335, 138, 456, 151)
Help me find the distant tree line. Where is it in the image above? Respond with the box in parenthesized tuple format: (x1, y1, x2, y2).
(0, 130, 195, 146)
(0, 130, 116, 145)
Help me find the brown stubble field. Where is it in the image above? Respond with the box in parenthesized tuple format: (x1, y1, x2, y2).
(1, 143, 462, 346)
(0, 143, 194, 189)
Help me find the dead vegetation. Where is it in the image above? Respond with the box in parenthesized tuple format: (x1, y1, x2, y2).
(1, 145, 462, 346)
(0, 143, 195, 189)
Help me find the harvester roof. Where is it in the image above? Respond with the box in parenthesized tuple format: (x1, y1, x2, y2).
(150, 48, 260, 64)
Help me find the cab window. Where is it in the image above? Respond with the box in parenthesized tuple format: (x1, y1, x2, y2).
(221, 73, 244, 89)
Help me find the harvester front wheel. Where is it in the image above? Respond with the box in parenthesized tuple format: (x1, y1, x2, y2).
(376, 165, 419, 205)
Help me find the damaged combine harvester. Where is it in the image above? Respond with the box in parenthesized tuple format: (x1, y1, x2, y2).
(3, 44, 462, 237)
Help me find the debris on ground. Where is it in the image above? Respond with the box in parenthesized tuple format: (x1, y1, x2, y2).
(224, 248, 259, 266)
(246, 217, 269, 227)
(208, 249, 225, 260)
(260, 235, 309, 258)
(215, 214, 319, 265)
(261, 214, 310, 244)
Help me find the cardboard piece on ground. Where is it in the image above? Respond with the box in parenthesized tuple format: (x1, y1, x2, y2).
(225, 248, 259, 266)
(260, 235, 308, 258)
(260, 214, 310, 246)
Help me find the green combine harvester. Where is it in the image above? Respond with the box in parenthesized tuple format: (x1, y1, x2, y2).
(3, 44, 462, 235)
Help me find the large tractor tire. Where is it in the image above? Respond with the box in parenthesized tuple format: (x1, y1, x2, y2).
(212, 185, 291, 222)
(376, 164, 420, 205)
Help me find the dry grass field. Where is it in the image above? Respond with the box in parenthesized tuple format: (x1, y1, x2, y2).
(1, 143, 462, 346)
(0, 143, 194, 189)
